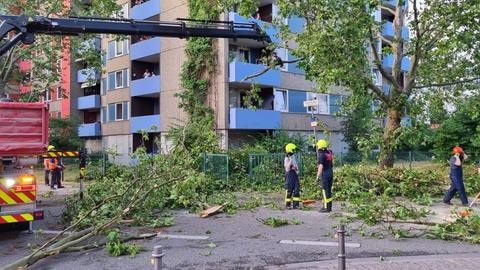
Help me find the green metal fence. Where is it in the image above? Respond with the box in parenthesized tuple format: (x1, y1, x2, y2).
(202, 153, 229, 182)
(248, 153, 303, 184)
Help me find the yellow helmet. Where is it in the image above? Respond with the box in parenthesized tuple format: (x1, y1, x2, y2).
(317, 139, 328, 149)
(285, 143, 297, 154)
(48, 145, 55, 151)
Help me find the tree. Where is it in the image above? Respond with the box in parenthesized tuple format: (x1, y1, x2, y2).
(431, 94, 480, 160)
(0, 0, 122, 99)
(49, 117, 84, 150)
(275, 0, 480, 168)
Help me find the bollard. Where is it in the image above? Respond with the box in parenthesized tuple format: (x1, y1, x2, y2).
(151, 245, 164, 270)
(337, 224, 346, 270)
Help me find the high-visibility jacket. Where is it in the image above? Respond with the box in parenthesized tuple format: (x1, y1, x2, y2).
(47, 158, 59, 170)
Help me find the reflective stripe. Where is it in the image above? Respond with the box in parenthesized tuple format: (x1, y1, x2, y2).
(325, 197, 334, 203)
(285, 198, 292, 202)
(14, 192, 33, 203)
(20, 214, 34, 221)
(0, 213, 34, 224)
(292, 197, 302, 201)
(322, 189, 327, 208)
(2, 215, 17, 223)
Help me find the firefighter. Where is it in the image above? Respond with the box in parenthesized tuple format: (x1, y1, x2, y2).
(443, 146, 468, 206)
(284, 143, 301, 209)
(44, 145, 55, 186)
(47, 147, 65, 189)
(316, 139, 334, 213)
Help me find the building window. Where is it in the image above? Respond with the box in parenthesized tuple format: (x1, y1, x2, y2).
(372, 69, 382, 86)
(306, 93, 329, 114)
(114, 3, 129, 18)
(57, 86, 62, 100)
(45, 89, 51, 101)
(274, 89, 288, 112)
(108, 102, 129, 121)
(101, 107, 107, 124)
(107, 39, 129, 59)
(101, 78, 107, 95)
(108, 69, 129, 90)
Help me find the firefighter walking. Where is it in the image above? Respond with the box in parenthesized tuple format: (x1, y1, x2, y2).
(316, 139, 334, 213)
(443, 146, 468, 206)
(284, 143, 301, 209)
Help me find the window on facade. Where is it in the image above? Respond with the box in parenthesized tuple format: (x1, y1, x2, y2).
(238, 48, 250, 63)
(329, 95, 345, 115)
(116, 103, 123, 120)
(45, 89, 51, 101)
(108, 102, 129, 121)
(274, 89, 288, 112)
(107, 39, 129, 59)
(372, 69, 382, 86)
(101, 107, 106, 124)
(115, 71, 123, 88)
(108, 69, 129, 90)
(57, 86, 62, 100)
(306, 93, 329, 114)
(101, 78, 107, 95)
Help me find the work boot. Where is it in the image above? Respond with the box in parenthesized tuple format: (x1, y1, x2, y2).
(293, 201, 300, 209)
(327, 202, 332, 212)
(443, 200, 452, 205)
(319, 207, 330, 213)
(285, 202, 292, 210)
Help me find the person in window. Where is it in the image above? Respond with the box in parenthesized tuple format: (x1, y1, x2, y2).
(143, 69, 152, 78)
(443, 146, 469, 206)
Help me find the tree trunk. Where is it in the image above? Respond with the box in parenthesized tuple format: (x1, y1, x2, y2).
(379, 108, 401, 169)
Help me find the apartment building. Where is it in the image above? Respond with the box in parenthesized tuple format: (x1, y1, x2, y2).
(77, 0, 408, 160)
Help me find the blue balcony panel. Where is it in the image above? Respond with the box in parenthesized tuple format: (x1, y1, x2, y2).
(78, 95, 101, 110)
(229, 108, 281, 130)
(79, 123, 101, 137)
(382, 22, 409, 40)
(382, 54, 410, 73)
(131, 76, 161, 97)
(289, 16, 304, 34)
(77, 68, 100, 83)
(229, 61, 280, 87)
(229, 12, 279, 43)
(131, 0, 160, 20)
(130, 114, 160, 133)
(131, 37, 161, 62)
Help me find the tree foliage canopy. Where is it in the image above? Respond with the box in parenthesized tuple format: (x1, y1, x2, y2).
(275, 0, 480, 167)
(0, 0, 121, 99)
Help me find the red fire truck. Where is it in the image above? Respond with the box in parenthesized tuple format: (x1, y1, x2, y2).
(0, 101, 47, 230)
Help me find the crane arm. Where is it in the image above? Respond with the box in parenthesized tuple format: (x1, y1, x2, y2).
(0, 15, 270, 56)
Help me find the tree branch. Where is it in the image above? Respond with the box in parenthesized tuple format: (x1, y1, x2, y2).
(413, 77, 480, 89)
(366, 80, 389, 105)
(380, 6, 395, 15)
(368, 33, 400, 90)
(404, 0, 423, 95)
(240, 57, 302, 82)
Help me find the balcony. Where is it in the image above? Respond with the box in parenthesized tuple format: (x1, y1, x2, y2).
(382, 54, 410, 73)
(131, 76, 161, 97)
(229, 12, 279, 43)
(131, 37, 161, 62)
(130, 114, 160, 133)
(382, 22, 409, 40)
(131, 0, 160, 20)
(78, 95, 101, 110)
(78, 123, 101, 137)
(229, 108, 281, 130)
(77, 68, 100, 83)
(229, 61, 280, 87)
